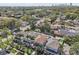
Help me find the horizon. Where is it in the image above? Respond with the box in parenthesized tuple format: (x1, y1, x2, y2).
(0, 3, 78, 6)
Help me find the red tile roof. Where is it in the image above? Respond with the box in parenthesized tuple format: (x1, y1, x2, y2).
(35, 34, 47, 45)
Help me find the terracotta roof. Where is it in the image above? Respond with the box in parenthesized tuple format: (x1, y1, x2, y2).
(35, 34, 47, 45)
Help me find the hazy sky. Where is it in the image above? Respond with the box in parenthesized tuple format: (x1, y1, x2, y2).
(0, 3, 79, 6)
(0, 3, 52, 6)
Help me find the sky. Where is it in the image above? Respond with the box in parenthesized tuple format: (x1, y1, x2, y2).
(0, 3, 52, 6)
(0, 0, 79, 3)
(0, 3, 79, 6)
(0, 0, 78, 6)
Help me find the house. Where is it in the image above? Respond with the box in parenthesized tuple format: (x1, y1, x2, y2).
(14, 12, 23, 18)
(0, 32, 7, 38)
(35, 18, 51, 27)
(60, 15, 66, 20)
(46, 38, 59, 53)
(73, 20, 79, 26)
(55, 17, 61, 23)
(50, 24, 63, 30)
(35, 34, 48, 45)
(63, 43, 70, 55)
(35, 19, 44, 27)
(21, 21, 29, 27)
(0, 49, 8, 55)
(20, 25, 31, 31)
(20, 22, 31, 31)
(54, 28, 78, 37)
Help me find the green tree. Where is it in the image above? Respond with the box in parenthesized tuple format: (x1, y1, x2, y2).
(70, 42, 79, 55)
(64, 35, 79, 46)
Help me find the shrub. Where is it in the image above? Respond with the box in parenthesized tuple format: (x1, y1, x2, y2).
(64, 35, 79, 46)
(70, 42, 79, 55)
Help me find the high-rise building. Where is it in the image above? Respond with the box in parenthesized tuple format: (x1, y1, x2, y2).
(70, 3, 72, 6)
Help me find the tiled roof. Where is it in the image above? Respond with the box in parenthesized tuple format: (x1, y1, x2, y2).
(35, 34, 47, 45)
